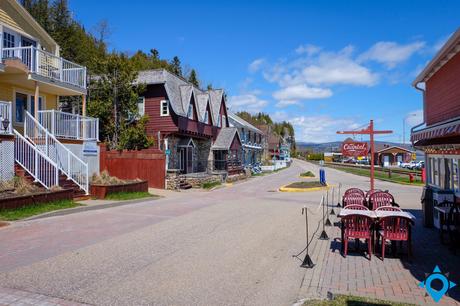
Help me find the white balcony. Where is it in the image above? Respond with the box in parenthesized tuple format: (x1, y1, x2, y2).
(38, 110, 99, 141)
(1, 46, 86, 90)
(0, 101, 12, 135)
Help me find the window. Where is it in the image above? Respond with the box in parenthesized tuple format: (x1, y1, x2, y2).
(30, 96, 43, 117)
(217, 115, 221, 127)
(3, 32, 15, 48)
(160, 100, 169, 116)
(204, 111, 209, 124)
(454, 159, 459, 193)
(222, 115, 227, 127)
(137, 97, 145, 117)
(187, 104, 194, 119)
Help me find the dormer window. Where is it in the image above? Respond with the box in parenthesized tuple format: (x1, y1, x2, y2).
(160, 100, 169, 116)
(137, 97, 145, 117)
(217, 115, 222, 127)
(204, 111, 209, 124)
(187, 104, 194, 119)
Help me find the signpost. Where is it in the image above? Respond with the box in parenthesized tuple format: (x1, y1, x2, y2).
(341, 140, 369, 157)
(337, 120, 392, 191)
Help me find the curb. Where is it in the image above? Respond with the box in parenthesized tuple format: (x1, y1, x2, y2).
(279, 183, 332, 192)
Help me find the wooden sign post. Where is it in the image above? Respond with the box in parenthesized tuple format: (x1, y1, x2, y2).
(337, 120, 392, 191)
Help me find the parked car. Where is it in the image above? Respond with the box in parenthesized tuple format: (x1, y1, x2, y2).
(415, 161, 425, 170)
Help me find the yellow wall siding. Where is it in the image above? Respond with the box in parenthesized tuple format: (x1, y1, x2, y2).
(0, 2, 56, 53)
(0, 82, 58, 110)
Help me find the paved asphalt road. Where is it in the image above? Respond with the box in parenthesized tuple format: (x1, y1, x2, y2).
(0, 159, 423, 306)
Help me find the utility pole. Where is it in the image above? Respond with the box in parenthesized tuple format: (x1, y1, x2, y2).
(337, 120, 392, 191)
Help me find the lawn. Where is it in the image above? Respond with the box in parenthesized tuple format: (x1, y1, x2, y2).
(300, 171, 315, 177)
(285, 181, 324, 188)
(104, 191, 154, 201)
(326, 165, 424, 186)
(201, 181, 221, 189)
(0, 200, 81, 221)
(304, 294, 416, 306)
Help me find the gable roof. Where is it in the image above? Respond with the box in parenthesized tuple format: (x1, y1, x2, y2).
(375, 145, 413, 154)
(3, 0, 58, 54)
(212, 127, 240, 150)
(413, 27, 460, 86)
(228, 111, 263, 134)
(137, 69, 226, 124)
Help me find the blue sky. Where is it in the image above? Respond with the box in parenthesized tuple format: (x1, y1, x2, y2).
(70, 0, 460, 143)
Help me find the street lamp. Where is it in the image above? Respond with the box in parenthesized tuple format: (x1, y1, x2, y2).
(1, 116, 9, 133)
(403, 113, 418, 145)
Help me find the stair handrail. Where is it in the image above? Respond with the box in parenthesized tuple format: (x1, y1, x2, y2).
(14, 129, 59, 189)
(24, 111, 89, 194)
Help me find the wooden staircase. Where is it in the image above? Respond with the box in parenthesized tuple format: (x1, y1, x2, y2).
(14, 162, 86, 198)
(178, 177, 192, 190)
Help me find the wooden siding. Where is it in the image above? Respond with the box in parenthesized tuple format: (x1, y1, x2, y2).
(426, 51, 460, 125)
(143, 84, 178, 137)
(177, 117, 218, 139)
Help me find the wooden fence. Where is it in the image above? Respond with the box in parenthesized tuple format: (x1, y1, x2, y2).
(100, 145, 166, 189)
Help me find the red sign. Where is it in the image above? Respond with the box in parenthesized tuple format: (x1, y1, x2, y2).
(341, 141, 368, 157)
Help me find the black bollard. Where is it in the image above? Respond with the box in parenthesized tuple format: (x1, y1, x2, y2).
(325, 189, 332, 226)
(330, 186, 336, 215)
(301, 206, 315, 268)
(336, 183, 342, 207)
(319, 195, 329, 240)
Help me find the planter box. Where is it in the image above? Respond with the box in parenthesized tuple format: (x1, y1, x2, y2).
(90, 180, 148, 199)
(0, 189, 74, 210)
(261, 165, 275, 172)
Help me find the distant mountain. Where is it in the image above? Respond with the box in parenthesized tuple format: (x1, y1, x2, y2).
(296, 141, 414, 153)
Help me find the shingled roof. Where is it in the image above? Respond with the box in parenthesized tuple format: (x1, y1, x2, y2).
(212, 127, 240, 150)
(136, 69, 225, 123)
(228, 111, 263, 134)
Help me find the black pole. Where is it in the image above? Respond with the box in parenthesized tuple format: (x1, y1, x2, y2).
(337, 183, 342, 207)
(330, 186, 336, 215)
(319, 195, 329, 240)
(325, 189, 332, 226)
(301, 206, 314, 268)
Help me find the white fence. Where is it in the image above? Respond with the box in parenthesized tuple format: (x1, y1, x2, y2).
(1, 46, 86, 89)
(38, 110, 99, 141)
(0, 101, 12, 134)
(14, 130, 58, 189)
(24, 111, 89, 194)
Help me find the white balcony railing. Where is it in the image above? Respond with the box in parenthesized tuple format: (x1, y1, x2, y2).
(38, 110, 99, 141)
(1, 46, 86, 89)
(0, 101, 12, 135)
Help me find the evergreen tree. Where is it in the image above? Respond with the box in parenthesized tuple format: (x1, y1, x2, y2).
(188, 69, 199, 87)
(170, 56, 182, 76)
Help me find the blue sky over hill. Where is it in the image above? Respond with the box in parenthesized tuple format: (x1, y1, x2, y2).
(70, 0, 460, 142)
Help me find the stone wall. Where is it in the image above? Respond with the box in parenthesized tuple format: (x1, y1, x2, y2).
(184, 174, 221, 188)
(195, 138, 212, 173)
(165, 170, 181, 190)
(167, 136, 180, 170)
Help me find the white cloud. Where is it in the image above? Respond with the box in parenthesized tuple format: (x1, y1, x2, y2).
(271, 111, 289, 121)
(273, 84, 332, 104)
(276, 100, 301, 107)
(405, 109, 424, 126)
(291, 115, 360, 143)
(248, 58, 265, 73)
(359, 41, 425, 68)
(266, 46, 379, 88)
(295, 44, 321, 55)
(228, 94, 268, 114)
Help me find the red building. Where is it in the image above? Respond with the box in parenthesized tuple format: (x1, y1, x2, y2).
(411, 28, 460, 225)
(136, 69, 240, 174)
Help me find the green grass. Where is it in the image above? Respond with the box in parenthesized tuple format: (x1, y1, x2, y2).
(0, 200, 81, 221)
(300, 171, 315, 177)
(326, 166, 424, 186)
(304, 294, 416, 306)
(285, 181, 324, 188)
(104, 191, 153, 201)
(201, 181, 221, 189)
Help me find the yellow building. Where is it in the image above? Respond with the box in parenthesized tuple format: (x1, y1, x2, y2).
(0, 0, 98, 195)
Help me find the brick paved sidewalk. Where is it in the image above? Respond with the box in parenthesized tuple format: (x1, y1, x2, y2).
(0, 287, 88, 306)
(298, 207, 460, 306)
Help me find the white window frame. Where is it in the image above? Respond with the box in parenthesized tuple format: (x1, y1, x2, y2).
(137, 96, 145, 117)
(427, 154, 460, 197)
(160, 100, 169, 117)
(204, 110, 209, 124)
(217, 115, 221, 127)
(187, 104, 194, 119)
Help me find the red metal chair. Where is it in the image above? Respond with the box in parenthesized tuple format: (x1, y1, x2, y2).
(342, 214, 374, 259)
(365, 189, 382, 199)
(369, 191, 394, 210)
(376, 216, 412, 260)
(344, 188, 365, 197)
(376, 206, 401, 212)
(344, 204, 369, 210)
(342, 193, 366, 207)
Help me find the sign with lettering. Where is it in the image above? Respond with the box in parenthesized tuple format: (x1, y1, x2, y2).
(83, 141, 98, 156)
(341, 141, 368, 157)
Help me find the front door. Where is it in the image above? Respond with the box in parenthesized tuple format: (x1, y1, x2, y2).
(187, 147, 193, 173)
(179, 148, 186, 173)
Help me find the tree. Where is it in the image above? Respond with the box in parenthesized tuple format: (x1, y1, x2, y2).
(170, 56, 182, 76)
(188, 69, 199, 87)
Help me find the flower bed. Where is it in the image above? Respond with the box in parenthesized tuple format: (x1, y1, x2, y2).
(0, 189, 74, 210)
(90, 180, 149, 199)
